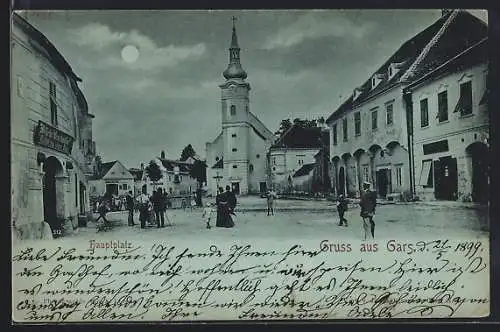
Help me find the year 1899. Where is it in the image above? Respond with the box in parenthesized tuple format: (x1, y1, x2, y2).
(454, 240, 483, 259)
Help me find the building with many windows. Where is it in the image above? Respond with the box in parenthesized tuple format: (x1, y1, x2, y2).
(406, 36, 488, 202)
(11, 13, 97, 240)
(205, 19, 275, 196)
(326, 10, 487, 201)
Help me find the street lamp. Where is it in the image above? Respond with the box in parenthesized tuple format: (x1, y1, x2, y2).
(214, 171, 222, 189)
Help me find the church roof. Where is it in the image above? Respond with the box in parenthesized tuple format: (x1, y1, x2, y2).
(293, 163, 316, 178)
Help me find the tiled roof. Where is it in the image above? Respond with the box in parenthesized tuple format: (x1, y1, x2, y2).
(293, 163, 316, 178)
(326, 96, 353, 124)
(351, 13, 450, 105)
(406, 11, 487, 82)
(159, 159, 191, 173)
(129, 169, 144, 181)
(212, 158, 223, 169)
(272, 126, 325, 149)
(326, 10, 487, 123)
(406, 37, 488, 91)
(88, 161, 117, 180)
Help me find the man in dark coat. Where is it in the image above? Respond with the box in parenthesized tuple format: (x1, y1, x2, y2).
(337, 194, 348, 227)
(226, 185, 237, 214)
(153, 188, 165, 228)
(126, 191, 135, 226)
(359, 181, 377, 240)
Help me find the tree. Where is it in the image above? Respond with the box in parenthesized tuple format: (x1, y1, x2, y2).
(189, 159, 207, 206)
(145, 160, 163, 190)
(180, 144, 196, 161)
(274, 118, 292, 136)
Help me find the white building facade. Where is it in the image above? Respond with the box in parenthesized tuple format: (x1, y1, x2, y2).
(206, 20, 275, 196)
(326, 10, 487, 201)
(11, 13, 97, 240)
(88, 160, 134, 199)
(140, 158, 198, 196)
(408, 38, 488, 202)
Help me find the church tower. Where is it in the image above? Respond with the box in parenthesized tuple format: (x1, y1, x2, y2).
(219, 17, 251, 195)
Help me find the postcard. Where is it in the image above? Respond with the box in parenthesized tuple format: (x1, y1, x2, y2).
(11, 9, 490, 322)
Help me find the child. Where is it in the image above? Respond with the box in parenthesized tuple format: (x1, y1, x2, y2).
(202, 202, 214, 229)
(191, 194, 197, 210)
(266, 190, 276, 216)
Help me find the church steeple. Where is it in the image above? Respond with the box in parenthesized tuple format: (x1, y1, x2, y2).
(223, 17, 248, 80)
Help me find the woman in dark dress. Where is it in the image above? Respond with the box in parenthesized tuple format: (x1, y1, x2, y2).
(215, 187, 224, 227)
(216, 186, 234, 228)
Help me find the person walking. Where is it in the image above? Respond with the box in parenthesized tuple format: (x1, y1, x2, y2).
(126, 191, 135, 226)
(337, 194, 348, 227)
(95, 198, 110, 231)
(266, 189, 276, 216)
(359, 182, 377, 240)
(153, 188, 165, 228)
(162, 189, 172, 226)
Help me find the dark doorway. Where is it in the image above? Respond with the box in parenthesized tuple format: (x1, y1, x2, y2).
(434, 156, 458, 200)
(106, 183, 118, 196)
(376, 168, 390, 198)
(467, 143, 489, 203)
(79, 182, 86, 214)
(259, 182, 267, 194)
(232, 182, 240, 195)
(43, 156, 63, 232)
(338, 167, 345, 196)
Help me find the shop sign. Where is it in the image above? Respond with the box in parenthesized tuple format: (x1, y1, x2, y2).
(34, 120, 74, 155)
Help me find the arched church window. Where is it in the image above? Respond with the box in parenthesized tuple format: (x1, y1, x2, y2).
(230, 105, 236, 116)
(249, 164, 254, 173)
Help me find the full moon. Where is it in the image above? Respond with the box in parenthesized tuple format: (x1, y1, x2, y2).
(121, 45, 139, 63)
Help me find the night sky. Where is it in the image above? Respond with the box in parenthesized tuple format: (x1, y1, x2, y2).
(18, 9, 487, 168)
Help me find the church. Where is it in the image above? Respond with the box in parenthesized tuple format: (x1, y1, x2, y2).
(205, 19, 275, 196)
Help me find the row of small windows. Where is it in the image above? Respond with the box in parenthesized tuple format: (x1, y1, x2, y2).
(215, 154, 260, 163)
(332, 78, 480, 145)
(332, 103, 393, 145)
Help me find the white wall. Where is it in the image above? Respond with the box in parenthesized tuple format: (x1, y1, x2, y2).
(11, 21, 93, 237)
(412, 63, 488, 201)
